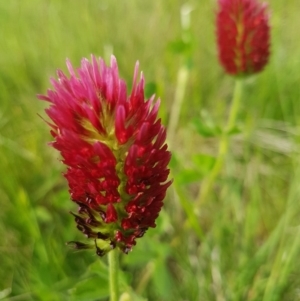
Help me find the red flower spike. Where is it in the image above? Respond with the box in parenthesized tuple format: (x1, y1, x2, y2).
(38, 55, 172, 256)
(216, 0, 270, 76)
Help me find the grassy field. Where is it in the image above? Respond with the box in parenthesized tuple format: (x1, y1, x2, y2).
(1, 0, 300, 300)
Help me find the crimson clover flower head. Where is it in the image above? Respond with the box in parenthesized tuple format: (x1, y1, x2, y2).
(216, 0, 270, 76)
(38, 55, 172, 256)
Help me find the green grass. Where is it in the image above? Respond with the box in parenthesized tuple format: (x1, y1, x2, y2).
(1, 0, 300, 300)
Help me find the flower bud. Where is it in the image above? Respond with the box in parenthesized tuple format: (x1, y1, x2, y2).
(216, 0, 270, 76)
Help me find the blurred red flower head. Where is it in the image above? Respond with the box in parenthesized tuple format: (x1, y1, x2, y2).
(216, 0, 270, 76)
(38, 56, 172, 255)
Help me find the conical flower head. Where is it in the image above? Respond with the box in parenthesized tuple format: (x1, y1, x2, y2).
(38, 56, 172, 255)
(216, 0, 270, 76)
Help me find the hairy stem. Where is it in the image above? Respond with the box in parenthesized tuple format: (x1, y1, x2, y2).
(197, 79, 243, 206)
(108, 249, 119, 301)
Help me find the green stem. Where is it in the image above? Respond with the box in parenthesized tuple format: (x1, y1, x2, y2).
(197, 79, 243, 207)
(108, 249, 119, 301)
(226, 79, 243, 131)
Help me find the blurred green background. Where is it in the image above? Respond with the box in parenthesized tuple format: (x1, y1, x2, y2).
(1, 0, 300, 300)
